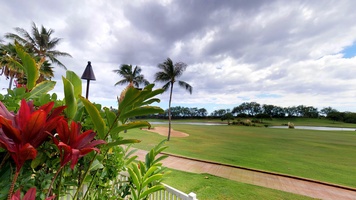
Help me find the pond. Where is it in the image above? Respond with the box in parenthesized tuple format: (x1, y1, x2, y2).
(149, 121, 226, 126)
(269, 126, 356, 131)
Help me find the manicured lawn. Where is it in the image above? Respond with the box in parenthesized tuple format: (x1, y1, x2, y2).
(162, 169, 314, 200)
(126, 119, 356, 187)
(262, 117, 356, 127)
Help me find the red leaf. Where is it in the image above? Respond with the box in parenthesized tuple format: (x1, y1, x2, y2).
(22, 188, 36, 200)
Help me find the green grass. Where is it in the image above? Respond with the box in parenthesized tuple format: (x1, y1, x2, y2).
(126, 119, 356, 187)
(162, 169, 314, 200)
(262, 117, 356, 127)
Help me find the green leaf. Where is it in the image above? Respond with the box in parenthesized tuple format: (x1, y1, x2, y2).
(130, 186, 138, 200)
(31, 152, 45, 169)
(151, 155, 169, 166)
(51, 93, 57, 100)
(125, 148, 138, 159)
(119, 106, 164, 121)
(109, 121, 151, 138)
(141, 88, 165, 102)
(13, 87, 26, 96)
(28, 81, 56, 99)
(62, 76, 77, 119)
(140, 185, 165, 199)
(66, 70, 82, 97)
(89, 159, 104, 171)
(142, 174, 163, 188)
(104, 139, 141, 149)
(132, 162, 142, 182)
(104, 107, 118, 128)
(80, 96, 106, 139)
(155, 146, 169, 155)
(125, 155, 138, 166)
(73, 105, 84, 122)
(119, 87, 141, 109)
(139, 161, 146, 177)
(142, 166, 159, 180)
(128, 167, 140, 192)
(15, 44, 39, 90)
(142, 98, 161, 105)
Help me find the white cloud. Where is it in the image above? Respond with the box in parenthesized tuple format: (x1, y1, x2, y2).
(2, 0, 356, 114)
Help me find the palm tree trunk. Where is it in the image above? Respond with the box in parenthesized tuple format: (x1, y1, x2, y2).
(167, 82, 174, 141)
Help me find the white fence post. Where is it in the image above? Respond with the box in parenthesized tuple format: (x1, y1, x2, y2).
(188, 192, 197, 200)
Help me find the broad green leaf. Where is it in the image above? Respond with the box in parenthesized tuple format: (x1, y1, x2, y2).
(72, 106, 84, 122)
(143, 84, 154, 91)
(62, 76, 77, 119)
(28, 81, 56, 99)
(51, 93, 57, 100)
(132, 162, 142, 183)
(31, 152, 45, 169)
(130, 187, 138, 200)
(15, 44, 39, 90)
(125, 155, 138, 166)
(128, 167, 140, 192)
(119, 106, 164, 121)
(104, 107, 118, 128)
(139, 161, 146, 177)
(89, 159, 104, 171)
(66, 70, 82, 97)
(142, 98, 161, 106)
(109, 121, 151, 137)
(142, 174, 163, 188)
(140, 185, 165, 199)
(141, 88, 165, 102)
(142, 166, 159, 180)
(155, 146, 169, 155)
(151, 155, 169, 166)
(80, 96, 106, 139)
(119, 87, 141, 110)
(104, 139, 141, 149)
(125, 148, 138, 159)
(13, 87, 26, 96)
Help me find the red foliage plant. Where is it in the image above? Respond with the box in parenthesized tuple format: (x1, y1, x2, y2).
(50, 119, 106, 169)
(0, 99, 66, 172)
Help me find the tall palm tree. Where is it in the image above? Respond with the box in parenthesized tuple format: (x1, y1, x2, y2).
(113, 64, 149, 88)
(5, 22, 71, 81)
(154, 58, 192, 141)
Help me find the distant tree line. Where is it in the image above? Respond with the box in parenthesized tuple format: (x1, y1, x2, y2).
(140, 102, 356, 124)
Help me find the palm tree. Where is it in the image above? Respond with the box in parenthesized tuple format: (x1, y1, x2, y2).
(5, 22, 71, 81)
(154, 58, 193, 141)
(0, 43, 24, 89)
(113, 64, 149, 88)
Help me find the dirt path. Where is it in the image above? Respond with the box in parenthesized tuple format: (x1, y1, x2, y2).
(133, 149, 356, 200)
(141, 126, 189, 137)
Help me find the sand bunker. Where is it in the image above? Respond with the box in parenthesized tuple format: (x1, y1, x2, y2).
(142, 126, 189, 137)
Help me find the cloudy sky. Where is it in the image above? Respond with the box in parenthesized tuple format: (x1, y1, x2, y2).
(1, 0, 356, 114)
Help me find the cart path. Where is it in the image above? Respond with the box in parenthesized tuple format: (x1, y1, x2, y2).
(133, 149, 356, 200)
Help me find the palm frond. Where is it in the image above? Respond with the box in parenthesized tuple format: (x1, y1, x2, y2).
(162, 82, 171, 92)
(178, 81, 193, 94)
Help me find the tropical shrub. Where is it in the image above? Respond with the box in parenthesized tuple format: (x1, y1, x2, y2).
(0, 44, 167, 200)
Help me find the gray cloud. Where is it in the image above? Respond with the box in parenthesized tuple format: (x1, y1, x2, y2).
(2, 0, 356, 113)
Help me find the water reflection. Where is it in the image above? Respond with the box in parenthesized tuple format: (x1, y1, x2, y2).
(149, 121, 226, 126)
(270, 126, 356, 131)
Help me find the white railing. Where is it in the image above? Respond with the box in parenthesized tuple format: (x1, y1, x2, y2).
(119, 172, 198, 200)
(59, 172, 197, 200)
(149, 183, 197, 200)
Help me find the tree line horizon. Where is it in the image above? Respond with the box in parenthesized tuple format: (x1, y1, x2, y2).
(145, 102, 356, 124)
